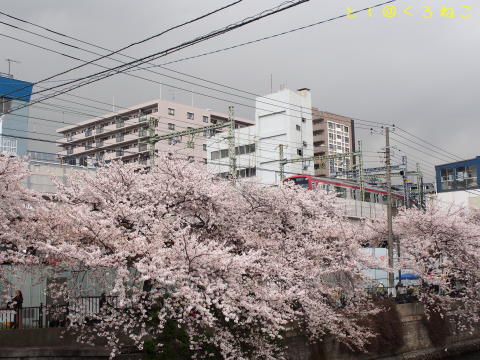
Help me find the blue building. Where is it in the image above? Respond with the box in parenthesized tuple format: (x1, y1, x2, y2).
(0, 75, 34, 156)
(435, 157, 479, 193)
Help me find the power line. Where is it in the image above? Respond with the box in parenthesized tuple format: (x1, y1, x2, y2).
(1, 0, 396, 131)
(4, 1, 308, 115)
(0, 1, 242, 99)
(140, 0, 400, 68)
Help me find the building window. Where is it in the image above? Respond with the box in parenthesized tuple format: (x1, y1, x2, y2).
(211, 151, 219, 160)
(313, 118, 324, 125)
(203, 116, 209, 123)
(466, 165, 478, 188)
(116, 118, 125, 128)
(440, 168, 455, 190)
(296, 125, 301, 131)
(168, 123, 175, 130)
(301, 117, 306, 123)
(168, 136, 181, 145)
(313, 130, 324, 136)
(220, 149, 228, 158)
(203, 144, 207, 151)
(336, 124, 342, 130)
(313, 141, 324, 147)
(345, 137, 349, 143)
(168, 108, 175, 116)
(328, 133, 334, 140)
(337, 134, 342, 140)
(203, 158, 207, 164)
(328, 122, 334, 129)
(187, 112, 194, 120)
(344, 126, 349, 133)
(297, 149, 303, 156)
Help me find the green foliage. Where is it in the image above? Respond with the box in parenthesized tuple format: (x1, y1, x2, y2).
(144, 319, 192, 360)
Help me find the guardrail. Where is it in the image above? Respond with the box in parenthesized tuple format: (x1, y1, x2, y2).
(0, 296, 118, 329)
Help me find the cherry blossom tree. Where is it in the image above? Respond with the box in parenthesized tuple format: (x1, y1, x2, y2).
(394, 205, 480, 330)
(21, 156, 378, 358)
(0, 154, 44, 300)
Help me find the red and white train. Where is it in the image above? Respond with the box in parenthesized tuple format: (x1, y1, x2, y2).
(283, 175, 405, 208)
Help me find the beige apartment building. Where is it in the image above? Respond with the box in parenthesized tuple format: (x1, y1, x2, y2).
(57, 99, 253, 167)
(312, 108, 355, 177)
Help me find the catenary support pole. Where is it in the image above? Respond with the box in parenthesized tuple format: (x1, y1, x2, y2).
(385, 127, 395, 292)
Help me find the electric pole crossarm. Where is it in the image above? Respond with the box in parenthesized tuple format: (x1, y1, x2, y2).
(152, 121, 231, 141)
(283, 152, 360, 165)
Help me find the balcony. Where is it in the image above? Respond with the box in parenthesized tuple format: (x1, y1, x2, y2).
(103, 116, 155, 134)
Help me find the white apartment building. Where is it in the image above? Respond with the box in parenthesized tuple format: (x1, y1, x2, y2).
(208, 88, 314, 185)
(56, 99, 253, 167)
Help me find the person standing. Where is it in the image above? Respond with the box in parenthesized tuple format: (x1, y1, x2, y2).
(10, 290, 23, 328)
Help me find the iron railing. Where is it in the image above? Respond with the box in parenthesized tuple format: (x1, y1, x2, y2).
(0, 296, 118, 329)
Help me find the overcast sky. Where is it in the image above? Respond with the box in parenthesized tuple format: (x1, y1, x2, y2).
(1, 0, 478, 181)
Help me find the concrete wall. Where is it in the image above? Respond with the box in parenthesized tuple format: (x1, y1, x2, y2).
(286, 303, 480, 360)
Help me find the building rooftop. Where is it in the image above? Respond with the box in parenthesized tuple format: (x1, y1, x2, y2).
(0, 76, 33, 102)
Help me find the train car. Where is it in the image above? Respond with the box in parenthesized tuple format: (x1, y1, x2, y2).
(283, 174, 405, 208)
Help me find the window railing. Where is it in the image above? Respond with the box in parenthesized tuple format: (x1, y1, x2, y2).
(67, 148, 73, 155)
(84, 130, 92, 137)
(116, 135, 124, 143)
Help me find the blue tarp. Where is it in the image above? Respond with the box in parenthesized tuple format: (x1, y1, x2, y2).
(396, 273, 420, 280)
(0, 76, 33, 102)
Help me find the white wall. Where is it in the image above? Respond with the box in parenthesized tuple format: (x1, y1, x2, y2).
(256, 89, 314, 184)
(435, 191, 480, 209)
(207, 88, 314, 185)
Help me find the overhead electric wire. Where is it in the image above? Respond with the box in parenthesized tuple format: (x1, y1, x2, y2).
(3, 1, 309, 115)
(138, 0, 399, 69)
(1, 0, 399, 128)
(0, 1, 242, 100)
(0, 16, 393, 133)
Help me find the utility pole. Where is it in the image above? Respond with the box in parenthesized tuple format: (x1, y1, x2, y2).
(147, 117, 157, 168)
(416, 163, 425, 209)
(385, 127, 395, 292)
(227, 106, 237, 183)
(357, 140, 365, 202)
(278, 144, 286, 181)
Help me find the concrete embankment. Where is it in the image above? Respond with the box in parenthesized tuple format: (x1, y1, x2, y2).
(286, 303, 480, 360)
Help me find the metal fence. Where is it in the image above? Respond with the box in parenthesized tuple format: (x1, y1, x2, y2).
(0, 296, 118, 329)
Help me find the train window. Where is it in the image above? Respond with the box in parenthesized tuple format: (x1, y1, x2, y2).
(286, 177, 309, 188)
(364, 192, 371, 202)
(335, 186, 347, 198)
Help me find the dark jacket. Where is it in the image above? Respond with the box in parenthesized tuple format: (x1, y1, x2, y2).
(10, 295, 23, 311)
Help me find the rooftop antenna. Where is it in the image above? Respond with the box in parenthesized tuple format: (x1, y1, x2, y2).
(5, 58, 21, 77)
